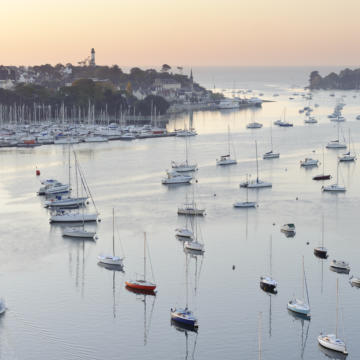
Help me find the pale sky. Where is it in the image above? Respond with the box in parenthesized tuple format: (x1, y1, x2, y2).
(1, 0, 360, 67)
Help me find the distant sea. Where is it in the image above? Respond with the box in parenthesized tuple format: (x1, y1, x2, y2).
(189, 66, 348, 91)
(124, 65, 350, 92)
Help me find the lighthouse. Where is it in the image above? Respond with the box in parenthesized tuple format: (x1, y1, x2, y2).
(90, 48, 96, 67)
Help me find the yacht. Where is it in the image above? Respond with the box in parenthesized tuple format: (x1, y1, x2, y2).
(44, 196, 88, 208)
(322, 163, 345, 192)
(263, 125, 279, 159)
(44, 182, 70, 195)
(318, 279, 348, 355)
(97, 209, 123, 268)
(240, 141, 272, 188)
(175, 129, 197, 137)
(184, 240, 204, 252)
(162, 171, 192, 185)
(281, 223, 296, 234)
(178, 204, 205, 216)
(338, 130, 356, 162)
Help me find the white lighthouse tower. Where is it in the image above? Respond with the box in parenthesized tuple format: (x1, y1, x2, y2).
(90, 48, 96, 67)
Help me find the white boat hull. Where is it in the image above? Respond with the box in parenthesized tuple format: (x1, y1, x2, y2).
(62, 228, 96, 238)
(233, 201, 257, 208)
(184, 241, 204, 252)
(216, 158, 237, 165)
(50, 213, 98, 223)
(97, 255, 123, 267)
(318, 335, 348, 354)
(177, 208, 205, 216)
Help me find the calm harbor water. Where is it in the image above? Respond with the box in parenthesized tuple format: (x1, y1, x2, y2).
(0, 67, 360, 359)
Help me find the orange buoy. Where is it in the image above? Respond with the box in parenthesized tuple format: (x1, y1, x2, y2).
(36, 169, 40, 176)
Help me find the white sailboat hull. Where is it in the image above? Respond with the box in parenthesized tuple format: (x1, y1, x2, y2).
(216, 158, 237, 165)
(247, 180, 272, 188)
(322, 184, 346, 192)
(233, 201, 257, 208)
(62, 228, 96, 238)
(318, 335, 348, 354)
(97, 255, 123, 267)
(184, 241, 204, 252)
(177, 208, 205, 216)
(50, 213, 98, 223)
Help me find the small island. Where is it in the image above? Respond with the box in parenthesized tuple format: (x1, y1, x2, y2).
(308, 68, 360, 90)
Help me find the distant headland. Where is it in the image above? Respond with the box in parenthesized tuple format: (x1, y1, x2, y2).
(308, 68, 360, 90)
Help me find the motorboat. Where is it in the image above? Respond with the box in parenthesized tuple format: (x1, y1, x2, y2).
(330, 260, 350, 272)
(50, 210, 98, 223)
(125, 233, 156, 292)
(281, 223, 296, 234)
(171, 308, 198, 328)
(278, 121, 293, 127)
(313, 174, 331, 180)
(300, 158, 318, 167)
(62, 227, 96, 239)
(162, 171, 192, 184)
(314, 246, 328, 258)
(246, 122, 263, 129)
(216, 154, 237, 165)
(260, 276, 277, 293)
(349, 276, 360, 287)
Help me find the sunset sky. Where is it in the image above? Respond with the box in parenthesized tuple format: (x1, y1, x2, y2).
(2, 0, 360, 67)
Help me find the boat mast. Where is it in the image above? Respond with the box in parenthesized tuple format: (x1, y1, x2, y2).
(227, 125, 231, 156)
(336, 278, 339, 338)
(112, 208, 115, 257)
(302, 256, 305, 300)
(270, 124, 273, 152)
(185, 253, 189, 309)
(256, 141, 259, 181)
(246, 174, 249, 202)
(321, 214, 324, 248)
(322, 146, 325, 174)
(144, 232, 147, 282)
(270, 236, 272, 276)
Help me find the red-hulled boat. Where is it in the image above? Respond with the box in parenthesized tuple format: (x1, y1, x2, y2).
(125, 280, 156, 292)
(125, 232, 157, 293)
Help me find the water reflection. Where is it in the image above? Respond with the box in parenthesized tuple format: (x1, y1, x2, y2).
(125, 287, 156, 345)
(318, 344, 348, 360)
(66, 237, 96, 297)
(170, 320, 199, 359)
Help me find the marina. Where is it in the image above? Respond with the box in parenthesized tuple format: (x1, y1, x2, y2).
(1, 68, 360, 359)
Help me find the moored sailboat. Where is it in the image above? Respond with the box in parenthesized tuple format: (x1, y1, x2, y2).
(125, 232, 156, 292)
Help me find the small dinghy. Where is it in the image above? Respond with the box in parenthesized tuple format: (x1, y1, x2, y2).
(349, 276, 360, 288)
(330, 260, 350, 273)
